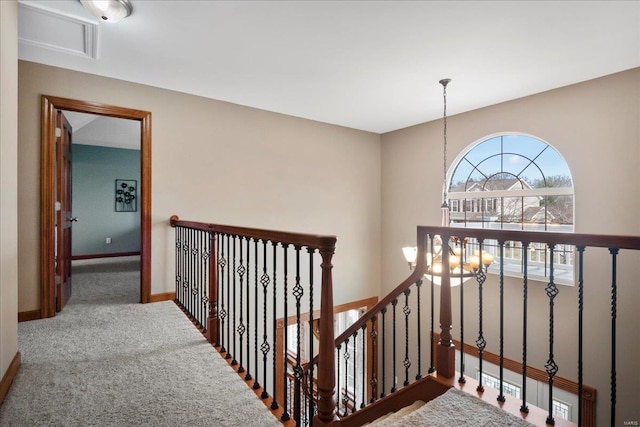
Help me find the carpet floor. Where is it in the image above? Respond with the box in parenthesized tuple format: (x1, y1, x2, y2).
(0, 257, 281, 427)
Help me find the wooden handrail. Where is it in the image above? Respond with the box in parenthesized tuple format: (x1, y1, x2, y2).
(170, 215, 337, 250)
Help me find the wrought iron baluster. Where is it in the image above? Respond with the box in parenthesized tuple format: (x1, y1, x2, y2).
(520, 241, 529, 414)
(476, 240, 487, 393)
(230, 235, 237, 365)
(253, 238, 261, 390)
(187, 227, 192, 315)
(336, 344, 342, 415)
(458, 239, 466, 384)
(219, 234, 227, 354)
(271, 242, 279, 409)
(360, 323, 366, 408)
(497, 240, 506, 403)
(416, 279, 422, 380)
(403, 289, 411, 387)
(352, 330, 358, 414)
(577, 246, 585, 427)
(391, 298, 398, 393)
(544, 244, 558, 426)
(429, 236, 435, 374)
(260, 239, 270, 399)
(237, 236, 246, 373)
(369, 315, 378, 403)
(307, 248, 316, 421)
(281, 244, 290, 422)
(245, 237, 252, 381)
(342, 338, 350, 417)
(225, 234, 232, 361)
(293, 246, 304, 419)
(380, 307, 387, 398)
(609, 247, 619, 427)
(428, 279, 436, 375)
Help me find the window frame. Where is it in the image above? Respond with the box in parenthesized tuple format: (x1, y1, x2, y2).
(446, 132, 575, 285)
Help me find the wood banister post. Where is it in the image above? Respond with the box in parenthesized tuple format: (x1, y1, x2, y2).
(437, 234, 456, 378)
(314, 242, 337, 426)
(207, 230, 219, 346)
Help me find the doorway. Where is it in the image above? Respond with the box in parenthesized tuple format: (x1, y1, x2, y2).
(40, 95, 151, 318)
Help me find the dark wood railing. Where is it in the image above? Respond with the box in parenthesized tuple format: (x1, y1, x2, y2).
(170, 216, 337, 426)
(170, 217, 639, 426)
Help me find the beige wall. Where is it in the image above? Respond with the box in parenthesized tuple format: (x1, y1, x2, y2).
(17, 61, 382, 312)
(0, 0, 19, 380)
(381, 68, 640, 425)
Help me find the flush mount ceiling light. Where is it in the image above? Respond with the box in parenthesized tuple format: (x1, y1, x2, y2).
(79, 0, 132, 23)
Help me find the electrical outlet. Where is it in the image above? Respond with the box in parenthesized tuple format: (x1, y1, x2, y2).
(106, 237, 112, 244)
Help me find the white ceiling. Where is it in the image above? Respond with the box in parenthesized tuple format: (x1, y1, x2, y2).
(18, 0, 640, 134)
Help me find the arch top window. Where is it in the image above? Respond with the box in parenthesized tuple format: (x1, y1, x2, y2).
(447, 133, 574, 284)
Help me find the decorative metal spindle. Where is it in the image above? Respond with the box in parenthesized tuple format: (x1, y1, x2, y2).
(352, 330, 358, 414)
(343, 338, 350, 416)
(185, 227, 191, 314)
(458, 241, 466, 384)
(237, 236, 246, 373)
(403, 289, 411, 387)
(336, 344, 342, 414)
(577, 246, 585, 427)
(271, 242, 279, 410)
(520, 241, 529, 414)
(253, 239, 261, 390)
(245, 238, 252, 381)
(307, 248, 316, 420)
(416, 279, 423, 380)
(361, 324, 366, 408)
(214, 232, 221, 347)
(476, 240, 487, 393)
(196, 229, 202, 326)
(544, 244, 559, 426)
(293, 246, 304, 419)
(429, 237, 435, 374)
(370, 315, 378, 403)
(226, 234, 232, 361)
(231, 235, 237, 365)
(391, 298, 398, 393)
(609, 247, 619, 427)
(219, 234, 227, 354)
(174, 226, 180, 306)
(380, 307, 386, 398)
(187, 228, 192, 313)
(260, 240, 270, 399)
(281, 244, 290, 422)
(497, 240, 506, 403)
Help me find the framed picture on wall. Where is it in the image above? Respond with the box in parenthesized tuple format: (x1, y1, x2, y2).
(115, 179, 137, 212)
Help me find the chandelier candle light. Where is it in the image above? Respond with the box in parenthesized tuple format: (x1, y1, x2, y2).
(402, 78, 493, 285)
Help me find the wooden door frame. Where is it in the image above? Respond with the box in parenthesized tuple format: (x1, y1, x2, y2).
(40, 95, 152, 318)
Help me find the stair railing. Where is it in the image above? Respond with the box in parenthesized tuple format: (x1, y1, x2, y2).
(169, 216, 337, 425)
(329, 225, 640, 427)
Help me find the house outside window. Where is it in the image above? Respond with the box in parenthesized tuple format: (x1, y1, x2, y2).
(447, 134, 574, 284)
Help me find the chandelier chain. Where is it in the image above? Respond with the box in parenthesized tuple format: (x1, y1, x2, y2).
(440, 78, 451, 204)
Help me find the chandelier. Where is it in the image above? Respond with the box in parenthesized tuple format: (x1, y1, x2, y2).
(402, 78, 493, 285)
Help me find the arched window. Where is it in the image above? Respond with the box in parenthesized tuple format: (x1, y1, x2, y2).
(447, 134, 574, 284)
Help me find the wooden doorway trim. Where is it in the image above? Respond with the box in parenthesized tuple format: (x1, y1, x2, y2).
(41, 95, 152, 318)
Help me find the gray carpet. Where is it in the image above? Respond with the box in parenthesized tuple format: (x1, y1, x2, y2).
(0, 257, 281, 427)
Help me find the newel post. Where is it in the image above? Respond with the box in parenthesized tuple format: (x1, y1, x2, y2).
(437, 234, 456, 378)
(314, 239, 338, 426)
(208, 229, 220, 346)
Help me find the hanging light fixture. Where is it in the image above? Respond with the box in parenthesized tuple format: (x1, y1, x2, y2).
(402, 79, 493, 285)
(80, 0, 132, 23)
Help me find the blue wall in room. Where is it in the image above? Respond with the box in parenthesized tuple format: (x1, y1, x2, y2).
(71, 144, 140, 256)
